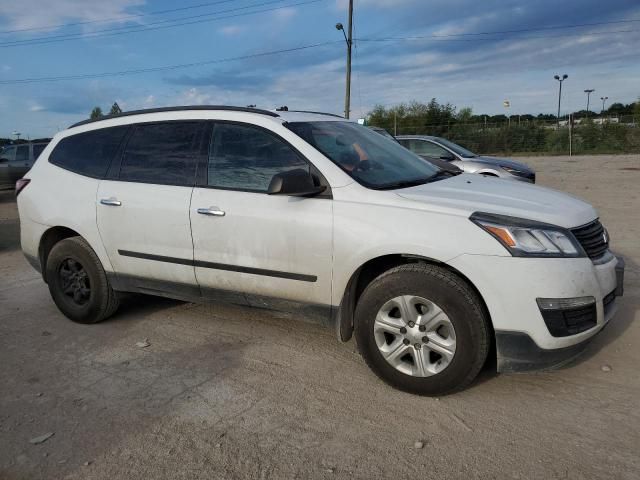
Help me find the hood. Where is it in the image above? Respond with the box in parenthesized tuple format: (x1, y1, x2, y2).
(396, 174, 596, 228)
(471, 156, 534, 173)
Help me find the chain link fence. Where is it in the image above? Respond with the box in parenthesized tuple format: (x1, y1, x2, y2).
(378, 115, 640, 156)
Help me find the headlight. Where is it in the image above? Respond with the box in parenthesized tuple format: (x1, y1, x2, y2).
(470, 212, 585, 258)
(501, 166, 527, 177)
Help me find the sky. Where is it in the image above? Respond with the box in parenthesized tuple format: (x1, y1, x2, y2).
(0, 0, 639, 138)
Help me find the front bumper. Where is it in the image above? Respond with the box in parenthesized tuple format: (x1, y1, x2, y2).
(449, 252, 624, 371)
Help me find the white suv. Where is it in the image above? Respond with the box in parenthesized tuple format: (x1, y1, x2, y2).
(17, 106, 624, 395)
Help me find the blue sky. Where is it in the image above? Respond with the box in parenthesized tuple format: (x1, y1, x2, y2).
(0, 0, 639, 138)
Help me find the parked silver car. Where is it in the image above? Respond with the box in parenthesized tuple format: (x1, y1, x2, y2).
(396, 135, 535, 183)
(0, 142, 49, 190)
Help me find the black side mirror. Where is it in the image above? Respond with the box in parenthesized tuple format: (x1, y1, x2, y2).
(440, 153, 455, 161)
(267, 169, 326, 197)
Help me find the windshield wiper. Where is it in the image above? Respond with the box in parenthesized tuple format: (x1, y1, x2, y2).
(426, 170, 461, 182)
(374, 177, 431, 190)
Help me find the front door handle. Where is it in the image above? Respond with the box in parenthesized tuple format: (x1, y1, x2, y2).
(100, 197, 122, 207)
(197, 207, 225, 217)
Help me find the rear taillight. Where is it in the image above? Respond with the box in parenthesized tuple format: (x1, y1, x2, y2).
(15, 178, 30, 196)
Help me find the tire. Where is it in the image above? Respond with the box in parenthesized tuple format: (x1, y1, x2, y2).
(354, 263, 490, 395)
(45, 236, 119, 324)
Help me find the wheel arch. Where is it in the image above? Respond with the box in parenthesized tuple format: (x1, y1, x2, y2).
(39, 226, 82, 283)
(335, 254, 494, 348)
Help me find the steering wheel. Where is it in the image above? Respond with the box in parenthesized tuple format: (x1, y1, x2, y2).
(353, 159, 372, 172)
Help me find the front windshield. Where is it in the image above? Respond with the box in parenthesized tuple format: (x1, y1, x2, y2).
(435, 137, 477, 157)
(287, 121, 439, 189)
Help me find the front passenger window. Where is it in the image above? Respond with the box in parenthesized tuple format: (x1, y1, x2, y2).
(207, 123, 308, 192)
(409, 140, 450, 158)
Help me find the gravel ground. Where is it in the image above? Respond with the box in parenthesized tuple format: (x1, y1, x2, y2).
(1, 154, 639, 480)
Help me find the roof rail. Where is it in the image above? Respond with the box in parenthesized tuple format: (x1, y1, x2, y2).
(286, 110, 344, 119)
(69, 105, 280, 128)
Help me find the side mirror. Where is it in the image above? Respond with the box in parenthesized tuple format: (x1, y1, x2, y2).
(267, 169, 326, 197)
(440, 153, 455, 161)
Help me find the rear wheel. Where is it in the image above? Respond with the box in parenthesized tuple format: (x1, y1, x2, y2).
(355, 263, 490, 395)
(46, 237, 119, 324)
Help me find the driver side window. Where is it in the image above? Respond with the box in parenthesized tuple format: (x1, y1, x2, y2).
(409, 140, 450, 159)
(207, 123, 308, 192)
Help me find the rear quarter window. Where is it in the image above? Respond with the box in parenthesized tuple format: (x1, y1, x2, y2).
(49, 126, 129, 178)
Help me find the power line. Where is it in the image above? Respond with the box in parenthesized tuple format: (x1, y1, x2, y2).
(359, 28, 640, 43)
(0, 0, 239, 35)
(0, 41, 342, 85)
(0, 0, 324, 48)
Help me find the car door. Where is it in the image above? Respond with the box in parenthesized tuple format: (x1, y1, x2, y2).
(0, 145, 16, 188)
(190, 121, 333, 309)
(96, 121, 207, 295)
(8, 144, 31, 184)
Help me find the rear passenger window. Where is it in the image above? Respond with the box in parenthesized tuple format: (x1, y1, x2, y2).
(16, 145, 29, 162)
(49, 126, 128, 178)
(207, 123, 308, 192)
(119, 122, 200, 186)
(33, 144, 47, 159)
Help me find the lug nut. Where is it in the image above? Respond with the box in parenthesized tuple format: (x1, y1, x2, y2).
(418, 325, 426, 332)
(400, 327, 407, 334)
(403, 339, 410, 345)
(422, 336, 429, 343)
(414, 343, 421, 349)
(408, 321, 415, 328)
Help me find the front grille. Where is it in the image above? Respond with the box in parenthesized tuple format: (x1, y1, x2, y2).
(571, 219, 608, 260)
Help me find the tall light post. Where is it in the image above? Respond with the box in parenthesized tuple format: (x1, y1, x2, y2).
(584, 89, 594, 117)
(554, 74, 568, 128)
(600, 96, 608, 114)
(12, 131, 21, 141)
(335, 0, 353, 119)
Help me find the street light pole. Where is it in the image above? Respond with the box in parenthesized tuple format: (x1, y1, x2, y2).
(554, 74, 568, 128)
(335, 0, 353, 119)
(600, 96, 608, 114)
(584, 89, 594, 117)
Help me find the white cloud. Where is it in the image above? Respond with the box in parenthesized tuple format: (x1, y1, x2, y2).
(272, 7, 297, 23)
(218, 25, 244, 36)
(0, 0, 145, 31)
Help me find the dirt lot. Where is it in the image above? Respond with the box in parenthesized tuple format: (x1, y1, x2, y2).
(1, 154, 639, 480)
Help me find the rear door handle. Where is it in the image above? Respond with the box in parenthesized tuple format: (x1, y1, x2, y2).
(197, 207, 225, 217)
(100, 198, 122, 207)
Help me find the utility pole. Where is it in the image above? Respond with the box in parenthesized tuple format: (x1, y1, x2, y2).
(584, 89, 594, 117)
(554, 74, 568, 129)
(335, 0, 353, 119)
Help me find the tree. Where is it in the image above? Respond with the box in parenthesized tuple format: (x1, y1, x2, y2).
(90, 107, 103, 119)
(634, 99, 640, 122)
(109, 102, 122, 115)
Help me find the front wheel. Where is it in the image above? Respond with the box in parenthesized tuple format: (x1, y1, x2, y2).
(355, 263, 490, 395)
(46, 237, 119, 324)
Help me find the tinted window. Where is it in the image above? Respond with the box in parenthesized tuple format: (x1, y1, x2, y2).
(408, 140, 449, 158)
(208, 123, 308, 192)
(50, 126, 128, 178)
(33, 144, 47, 159)
(16, 145, 29, 162)
(119, 122, 200, 185)
(287, 122, 438, 190)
